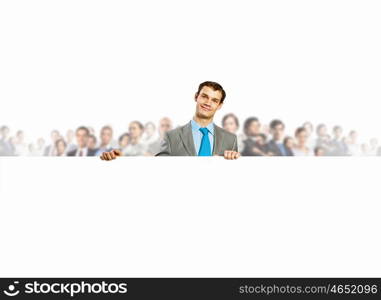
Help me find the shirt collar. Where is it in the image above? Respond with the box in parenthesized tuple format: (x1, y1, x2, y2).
(190, 119, 214, 135)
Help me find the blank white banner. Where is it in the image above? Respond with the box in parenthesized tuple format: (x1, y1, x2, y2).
(0, 157, 380, 277)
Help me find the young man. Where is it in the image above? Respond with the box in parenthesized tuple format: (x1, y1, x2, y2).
(100, 81, 240, 160)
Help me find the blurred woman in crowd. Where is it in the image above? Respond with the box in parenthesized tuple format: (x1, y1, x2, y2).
(13, 130, 28, 156)
(222, 113, 244, 152)
(346, 130, 361, 156)
(241, 117, 262, 156)
(55, 139, 67, 156)
(123, 121, 146, 156)
(293, 127, 312, 156)
(283, 136, 295, 156)
(87, 135, 98, 153)
(142, 121, 157, 146)
(118, 133, 130, 153)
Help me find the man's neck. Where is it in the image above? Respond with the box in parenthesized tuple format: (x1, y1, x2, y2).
(193, 115, 213, 127)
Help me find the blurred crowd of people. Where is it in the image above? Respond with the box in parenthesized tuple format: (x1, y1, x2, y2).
(1, 114, 381, 157)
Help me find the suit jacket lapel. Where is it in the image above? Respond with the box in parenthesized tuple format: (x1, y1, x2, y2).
(180, 121, 197, 156)
(213, 124, 223, 155)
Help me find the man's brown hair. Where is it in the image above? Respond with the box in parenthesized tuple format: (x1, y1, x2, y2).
(196, 81, 226, 103)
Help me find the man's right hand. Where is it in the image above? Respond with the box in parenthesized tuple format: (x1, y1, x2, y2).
(100, 149, 122, 161)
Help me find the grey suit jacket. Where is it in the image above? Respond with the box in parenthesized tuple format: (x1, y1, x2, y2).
(155, 121, 238, 156)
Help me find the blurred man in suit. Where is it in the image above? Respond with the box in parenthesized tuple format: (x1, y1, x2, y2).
(95, 125, 115, 155)
(67, 126, 97, 156)
(0, 125, 14, 156)
(101, 81, 240, 160)
(266, 119, 293, 156)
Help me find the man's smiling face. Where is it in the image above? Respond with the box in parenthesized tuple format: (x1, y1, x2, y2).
(194, 86, 223, 120)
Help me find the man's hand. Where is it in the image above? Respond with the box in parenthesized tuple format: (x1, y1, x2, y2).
(223, 150, 240, 160)
(100, 149, 122, 161)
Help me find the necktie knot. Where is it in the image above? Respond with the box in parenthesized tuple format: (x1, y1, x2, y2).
(199, 127, 209, 136)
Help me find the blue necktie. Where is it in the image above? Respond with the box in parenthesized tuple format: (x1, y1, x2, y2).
(198, 127, 212, 156)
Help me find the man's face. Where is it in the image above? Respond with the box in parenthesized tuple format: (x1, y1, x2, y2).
(100, 128, 112, 145)
(195, 86, 223, 120)
(76, 129, 89, 148)
(272, 124, 285, 141)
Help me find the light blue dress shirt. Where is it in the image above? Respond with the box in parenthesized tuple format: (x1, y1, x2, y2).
(190, 119, 214, 155)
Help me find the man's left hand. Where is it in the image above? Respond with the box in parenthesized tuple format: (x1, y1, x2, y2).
(223, 150, 240, 160)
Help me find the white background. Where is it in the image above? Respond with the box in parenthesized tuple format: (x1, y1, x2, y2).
(0, 157, 380, 277)
(0, 0, 381, 142)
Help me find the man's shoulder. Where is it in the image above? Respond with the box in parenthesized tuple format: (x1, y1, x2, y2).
(166, 122, 190, 138)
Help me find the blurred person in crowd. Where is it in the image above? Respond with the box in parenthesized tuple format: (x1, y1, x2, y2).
(142, 122, 157, 146)
(293, 127, 312, 156)
(314, 146, 325, 156)
(65, 129, 76, 153)
(44, 130, 60, 156)
(67, 126, 96, 156)
(123, 121, 147, 156)
(261, 123, 270, 138)
(329, 125, 348, 156)
(346, 130, 361, 156)
(241, 117, 262, 156)
(0, 125, 14, 156)
(101, 81, 240, 160)
(88, 134, 97, 152)
(266, 119, 292, 156)
(35, 138, 46, 156)
(302, 121, 315, 149)
(55, 138, 67, 156)
(88, 126, 96, 136)
(13, 130, 28, 156)
(284, 136, 295, 156)
(95, 125, 115, 155)
(146, 117, 173, 155)
(303, 121, 314, 136)
(222, 113, 244, 152)
(361, 143, 370, 156)
(28, 138, 46, 156)
(242, 133, 268, 156)
(314, 123, 331, 152)
(118, 133, 130, 153)
(369, 138, 379, 156)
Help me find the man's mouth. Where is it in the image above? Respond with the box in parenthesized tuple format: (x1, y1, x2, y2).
(200, 104, 211, 111)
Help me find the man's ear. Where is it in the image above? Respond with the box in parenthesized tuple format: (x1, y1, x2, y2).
(217, 102, 223, 110)
(194, 93, 198, 102)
